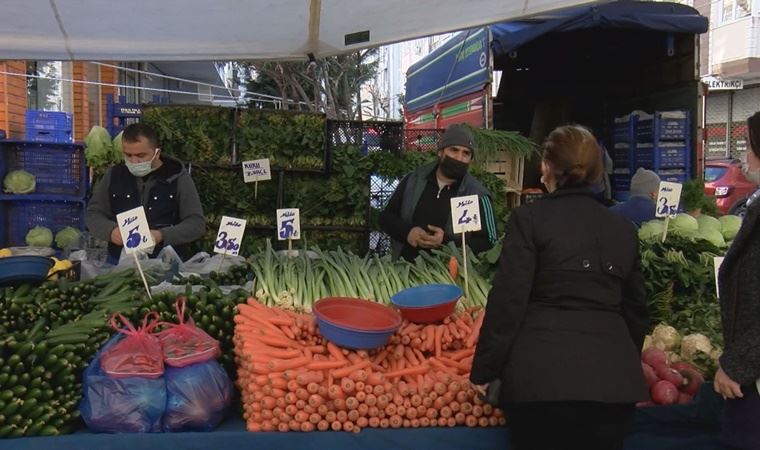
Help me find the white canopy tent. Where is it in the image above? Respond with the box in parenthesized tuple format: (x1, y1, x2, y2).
(3, 0, 592, 61)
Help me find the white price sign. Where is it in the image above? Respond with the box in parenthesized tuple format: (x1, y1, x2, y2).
(214, 216, 247, 256)
(242, 159, 272, 182)
(450, 195, 482, 234)
(655, 182, 683, 218)
(277, 208, 301, 240)
(115, 206, 154, 254)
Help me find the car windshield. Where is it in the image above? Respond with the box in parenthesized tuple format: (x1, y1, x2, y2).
(705, 166, 728, 182)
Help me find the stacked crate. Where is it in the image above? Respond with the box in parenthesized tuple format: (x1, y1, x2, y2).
(25, 110, 73, 143)
(634, 110, 691, 185)
(611, 110, 691, 201)
(611, 113, 637, 201)
(0, 139, 87, 248)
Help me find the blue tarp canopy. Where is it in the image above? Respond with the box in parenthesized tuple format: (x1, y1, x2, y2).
(405, 1, 708, 114)
(490, 1, 709, 57)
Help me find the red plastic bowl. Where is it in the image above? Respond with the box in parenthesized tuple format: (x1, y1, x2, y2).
(312, 297, 402, 332)
(390, 284, 463, 324)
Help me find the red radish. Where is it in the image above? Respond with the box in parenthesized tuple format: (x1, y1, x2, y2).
(641, 348, 667, 368)
(678, 367, 705, 397)
(677, 393, 693, 404)
(651, 380, 679, 405)
(655, 366, 684, 387)
(641, 363, 658, 387)
(670, 362, 697, 372)
(636, 401, 656, 408)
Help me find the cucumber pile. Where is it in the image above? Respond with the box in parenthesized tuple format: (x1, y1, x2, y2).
(0, 270, 144, 437)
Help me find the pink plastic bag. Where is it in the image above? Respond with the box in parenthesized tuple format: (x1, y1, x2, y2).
(158, 297, 220, 367)
(100, 313, 165, 379)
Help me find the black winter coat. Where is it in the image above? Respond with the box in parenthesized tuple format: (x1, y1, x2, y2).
(718, 201, 760, 386)
(470, 187, 650, 404)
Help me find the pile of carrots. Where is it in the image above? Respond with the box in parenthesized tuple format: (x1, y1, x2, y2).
(233, 297, 505, 433)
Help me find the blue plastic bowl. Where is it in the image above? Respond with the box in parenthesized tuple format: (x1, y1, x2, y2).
(0, 255, 54, 287)
(391, 284, 463, 323)
(315, 316, 396, 350)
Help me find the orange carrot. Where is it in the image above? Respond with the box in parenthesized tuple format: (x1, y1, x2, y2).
(327, 342, 348, 362)
(332, 360, 370, 379)
(466, 310, 485, 347)
(296, 371, 324, 386)
(448, 256, 458, 280)
(383, 364, 429, 379)
(306, 360, 347, 371)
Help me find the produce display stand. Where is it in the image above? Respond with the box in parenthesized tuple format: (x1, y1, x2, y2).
(0, 390, 722, 450)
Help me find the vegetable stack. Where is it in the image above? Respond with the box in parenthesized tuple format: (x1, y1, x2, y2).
(234, 299, 504, 432)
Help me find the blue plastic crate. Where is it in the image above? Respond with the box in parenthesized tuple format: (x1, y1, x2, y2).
(635, 143, 689, 170)
(657, 169, 690, 185)
(636, 111, 689, 142)
(0, 140, 87, 198)
(613, 114, 637, 143)
(26, 110, 72, 131)
(25, 129, 74, 143)
(612, 143, 633, 168)
(0, 199, 86, 247)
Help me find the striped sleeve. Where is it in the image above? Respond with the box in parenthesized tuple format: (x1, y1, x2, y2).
(480, 195, 498, 244)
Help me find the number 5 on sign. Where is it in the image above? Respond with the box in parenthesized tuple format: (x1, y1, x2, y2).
(450, 195, 481, 234)
(277, 209, 301, 240)
(214, 216, 247, 256)
(116, 206, 154, 254)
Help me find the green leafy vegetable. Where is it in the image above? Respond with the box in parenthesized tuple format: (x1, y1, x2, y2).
(26, 226, 54, 247)
(3, 170, 36, 194)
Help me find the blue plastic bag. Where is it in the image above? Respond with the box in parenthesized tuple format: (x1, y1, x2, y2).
(80, 335, 167, 433)
(162, 360, 233, 432)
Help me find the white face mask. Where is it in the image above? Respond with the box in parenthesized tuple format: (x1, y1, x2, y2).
(126, 149, 159, 177)
(741, 152, 760, 185)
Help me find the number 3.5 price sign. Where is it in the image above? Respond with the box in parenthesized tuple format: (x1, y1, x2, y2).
(450, 195, 482, 234)
(214, 216, 247, 256)
(655, 181, 683, 218)
(116, 206, 155, 254)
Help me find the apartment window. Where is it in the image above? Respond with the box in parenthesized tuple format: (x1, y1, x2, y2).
(722, 0, 751, 23)
(27, 61, 64, 111)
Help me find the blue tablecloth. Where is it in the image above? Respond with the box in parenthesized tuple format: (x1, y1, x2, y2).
(0, 384, 724, 450)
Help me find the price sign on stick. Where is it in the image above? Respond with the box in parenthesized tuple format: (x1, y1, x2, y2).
(450, 195, 482, 234)
(116, 206, 154, 254)
(450, 195, 481, 303)
(242, 159, 271, 200)
(214, 216, 247, 256)
(242, 159, 271, 182)
(115, 206, 154, 299)
(655, 181, 682, 242)
(277, 209, 301, 241)
(655, 182, 682, 218)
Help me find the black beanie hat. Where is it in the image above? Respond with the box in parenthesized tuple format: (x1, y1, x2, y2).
(437, 124, 476, 156)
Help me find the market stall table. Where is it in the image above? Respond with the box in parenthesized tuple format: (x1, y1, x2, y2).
(0, 385, 724, 450)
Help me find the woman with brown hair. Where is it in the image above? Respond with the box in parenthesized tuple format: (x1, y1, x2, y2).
(714, 111, 760, 450)
(470, 125, 650, 450)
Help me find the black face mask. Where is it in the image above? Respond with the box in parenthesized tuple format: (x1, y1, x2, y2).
(439, 156, 469, 180)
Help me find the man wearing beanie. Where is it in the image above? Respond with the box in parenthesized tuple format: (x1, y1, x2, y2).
(609, 167, 661, 227)
(379, 124, 498, 261)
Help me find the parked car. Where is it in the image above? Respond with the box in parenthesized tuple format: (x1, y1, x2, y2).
(704, 159, 759, 216)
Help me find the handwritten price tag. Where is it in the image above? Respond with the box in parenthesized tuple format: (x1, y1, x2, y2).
(655, 181, 683, 218)
(450, 195, 481, 234)
(242, 159, 272, 183)
(276, 208, 301, 241)
(115, 206, 154, 254)
(214, 215, 247, 256)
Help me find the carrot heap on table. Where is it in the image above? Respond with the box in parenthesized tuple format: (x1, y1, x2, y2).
(233, 298, 505, 432)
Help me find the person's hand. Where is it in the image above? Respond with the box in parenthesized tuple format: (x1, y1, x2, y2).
(472, 383, 489, 398)
(714, 365, 743, 400)
(418, 225, 444, 249)
(150, 229, 163, 245)
(110, 227, 123, 246)
(407, 227, 428, 247)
